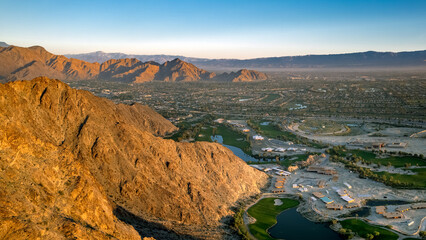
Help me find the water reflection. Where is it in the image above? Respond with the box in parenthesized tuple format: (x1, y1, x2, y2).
(268, 208, 341, 240)
(211, 135, 257, 162)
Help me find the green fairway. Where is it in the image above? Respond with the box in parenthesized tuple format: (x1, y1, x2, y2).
(196, 126, 214, 142)
(247, 198, 299, 240)
(249, 120, 326, 148)
(279, 154, 309, 167)
(335, 124, 366, 136)
(299, 119, 345, 134)
(375, 168, 426, 188)
(340, 219, 398, 240)
(367, 155, 426, 168)
(330, 147, 426, 189)
(331, 148, 426, 168)
(333, 148, 376, 159)
(256, 122, 285, 139)
(196, 125, 251, 154)
(349, 149, 377, 160)
(261, 94, 280, 102)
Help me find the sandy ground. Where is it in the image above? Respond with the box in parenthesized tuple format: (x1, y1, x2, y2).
(227, 119, 322, 157)
(287, 123, 426, 155)
(296, 122, 348, 136)
(286, 116, 426, 155)
(274, 157, 426, 236)
(367, 206, 426, 235)
(244, 117, 426, 238)
(249, 158, 426, 238)
(356, 163, 417, 175)
(251, 137, 321, 157)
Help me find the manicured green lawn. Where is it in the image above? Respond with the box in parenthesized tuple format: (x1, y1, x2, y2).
(196, 125, 251, 154)
(299, 119, 344, 134)
(256, 122, 286, 139)
(279, 154, 309, 167)
(332, 149, 376, 160)
(349, 149, 377, 160)
(375, 168, 426, 188)
(291, 154, 310, 161)
(336, 125, 366, 136)
(217, 125, 249, 148)
(196, 126, 214, 142)
(340, 219, 398, 240)
(368, 156, 426, 168)
(261, 94, 280, 102)
(247, 198, 299, 240)
(251, 121, 325, 148)
(331, 147, 426, 189)
(279, 159, 294, 168)
(346, 149, 425, 168)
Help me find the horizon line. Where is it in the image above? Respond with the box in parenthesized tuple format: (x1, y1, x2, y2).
(2, 41, 426, 60)
(61, 49, 426, 61)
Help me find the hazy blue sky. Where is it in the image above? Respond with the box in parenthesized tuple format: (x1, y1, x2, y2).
(0, 0, 425, 58)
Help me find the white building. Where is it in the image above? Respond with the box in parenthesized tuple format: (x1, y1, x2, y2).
(275, 147, 286, 152)
(344, 182, 352, 189)
(253, 135, 264, 140)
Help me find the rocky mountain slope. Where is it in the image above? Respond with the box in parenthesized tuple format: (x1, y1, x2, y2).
(155, 58, 216, 82)
(66, 49, 426, 69)
(98, 58, 216, 83)
(0, 77, 268, 239)
(66, 50, 203, 65)
(0, 45, 100, 81)
(0, 45, 267, 83)
(215, 69, 268, 82)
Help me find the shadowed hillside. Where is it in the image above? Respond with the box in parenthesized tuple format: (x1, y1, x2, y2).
(0, 77, 268, 239)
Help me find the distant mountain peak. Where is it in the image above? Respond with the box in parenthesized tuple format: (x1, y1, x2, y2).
(0, 41, 9, 47)
(215, 69, 268, 82)
(166, 58, 186, 67)
(0, 44, 266, 83)
(65, 49, 426, 69)
(28, 45, 47, 51)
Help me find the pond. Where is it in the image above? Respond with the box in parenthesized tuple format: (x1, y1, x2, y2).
(268, 208, 341, 240)
(338, 207, 371, 218)
(223, 144, 258, 162)
(365, 199, 412, 207)
(211, 135, 258, 162)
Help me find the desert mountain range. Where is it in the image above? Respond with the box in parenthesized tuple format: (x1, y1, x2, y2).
(66, 49, 426, 69)
(0, 44, 267, 83)
(0, 76, 267, 239)
(0, 41, 9, 47)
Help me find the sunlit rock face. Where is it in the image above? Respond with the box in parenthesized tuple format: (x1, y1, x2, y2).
(0, 77, 267, 239)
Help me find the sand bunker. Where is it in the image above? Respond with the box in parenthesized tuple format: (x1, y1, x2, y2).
(274, 199, 283, 206)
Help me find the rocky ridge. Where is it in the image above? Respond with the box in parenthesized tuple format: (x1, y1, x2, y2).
(67, 48, 426, 69)
(0, 77, 268, 239)
(0, 41, 9, 47)
(215, 69, 268, 82)
(0, 45, 267, 83)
